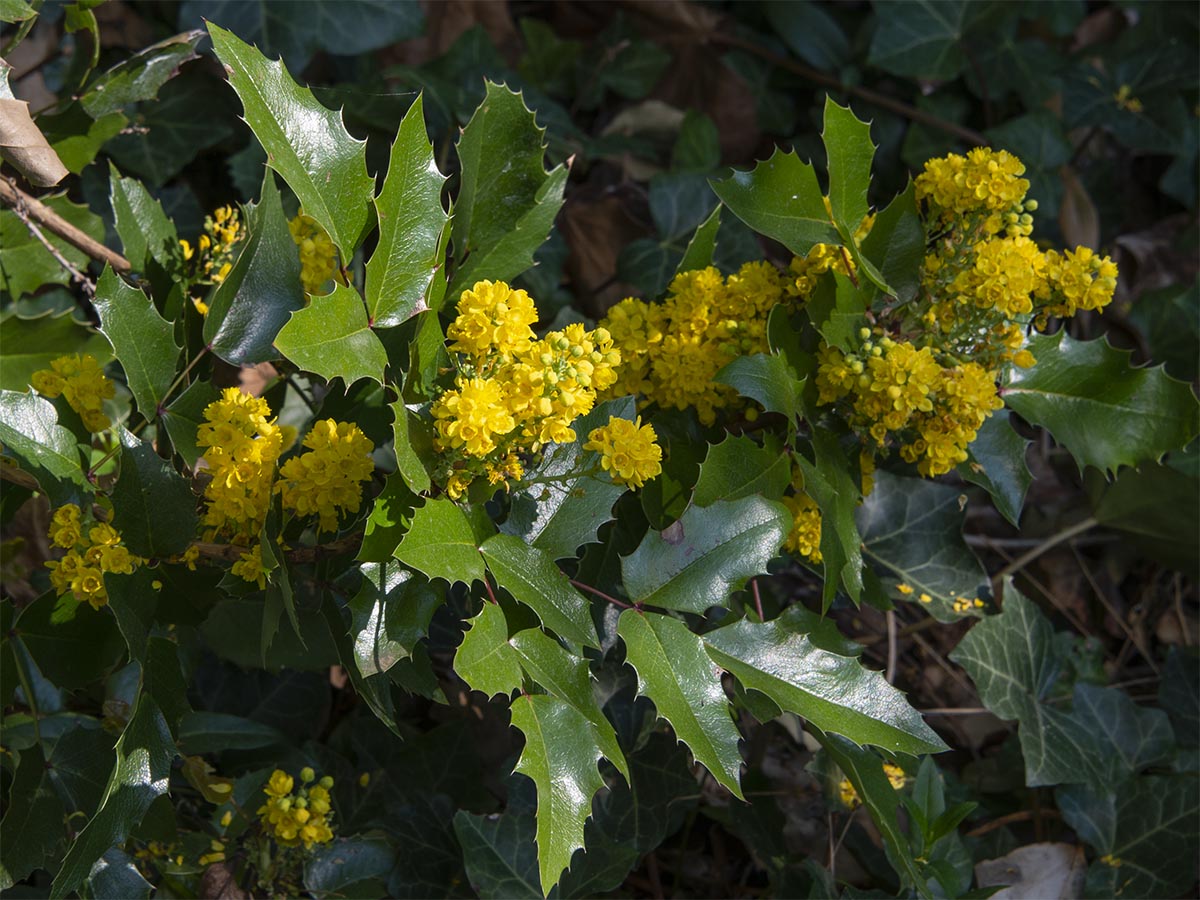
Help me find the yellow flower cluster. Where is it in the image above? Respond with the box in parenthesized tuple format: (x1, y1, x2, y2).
(432, 281, 621, 498)
(601, 262, 785, 425)
(787, 212, 875, 299)
(583, 416, 662, 489)
(44, 504, 142, 610)
(258, 768, 335, 850)
(782, 491, 822, 564)
(838, 762, 907, 808)
(916, 148, 1031, 235)
(181, 205, 243, 285)
(817, 334, 1004, 477)
(1041, 246, 1120, 322)
(30, 354, 114, 432)
(289, 214, 342, 294)
(276, 419, 376, 533)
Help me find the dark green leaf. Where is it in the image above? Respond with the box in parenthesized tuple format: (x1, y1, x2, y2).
(305, 836, 396, 894)
(358, 473, 418, 563)
(274, 284, 388, 387)
(177, 711, 287, 754)
(1071, 682, 1173, 781)
(859, 181, 923, 303)
(107, 163, 177, 274)
(46, 724, 116, 818)
(366, 94, 450, 327)
(0, 390, 85, 484)
(86, 847, 152, 900)
(79, 30, 204, 117)
(92, 267, 180, 420)
(692, 435, 790, 508)
(392, 498, 485, 585)
(715, 352, 801, 420)
(453, 808, 542, 899)
(349, 561, 441, 679)
(204, 171, 304, 366)
(0, 744, 66, 889)
(867, 0, 992, 80)
(1159, 648, 1199, 747)
(822, 97, 873, 233)
(109, 431, 198, 557)
(1089, 462, 1199, 572)
(208, 22, 374, 257)
(959, 411, 1032, 527)
(674, 204, 722, 276)
(618, 609, 744, 798)
(622, 496, 788, 614)
(806, 273, 870, 353)
(0, 311, 111, 393)
(389, 401, 434, 495)
(764, 1, 850, 70)
(14, 592, 124, 690)
(0, 194, 105, 299)
(1002, 331, 1200, 476)
(454, 602, 523, 698)
(797, 430, 865, 607)
(104, 569, 158, 662)
(200, 595, 339, 672)
(671, 110, 720, 173)
(480, 534, 599, 649)
(160, 378, 218, 469)
(703, 607, 948, 755)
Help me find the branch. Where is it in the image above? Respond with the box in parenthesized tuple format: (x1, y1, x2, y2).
(0, 175, 132, 275)
(191, 534, 362, 564)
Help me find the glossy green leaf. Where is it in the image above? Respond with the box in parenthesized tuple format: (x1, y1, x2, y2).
(674, 204, 722, 275)
(0, 744, 66, 889)
(958, 411, 1032, 527)
(13, 592, 125, 690)
(86, 847, 152, 900)
(715, 353, 801, 420)
(618, 609, 744, 797)
(480, 534, 599, 649)
(392, 498, 484, 585)
(859, 181, 923, 303)
(822, 96, 873, 232)
(366, 95, 450, 327)
(806, 273, 870, 352)
(349, 561, 441, 678)
(1002, 330, 1200, 476)
(509, 628, 628, 781)
(92, 267, 180, 420)
(109, 431, 198, 557)
(0, 312, 111, 393)
(107, 163, 177, 274)
(274, 284, 388, 387)
(796, 430, 865, 607)
(79, 30, 205, 117)
(0, 390, 85, 484)
(703, 606, 948, 755)
(859, 470, 989, 621)
(692, 435, 790, 508)
(622, 496, 789, 614)
(453, 808, 542, 899)
(0, 195, 105, 299)
(160, 378, 218, 469)
(357, 472, 417, 563)
(455, 602, 523, 698)
(207, 22, 373, 257)
(389, 401, 434, 495)
(204, 171, 304, 365)
(50, 694, 175, 898)
(1090, 461, 1199, 572)
(0, 0, 36, 23)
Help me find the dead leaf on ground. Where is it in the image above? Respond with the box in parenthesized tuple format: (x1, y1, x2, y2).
(560, 186, 647, 315)
(1058, 166, 1099, 252)
(199, 861, 248, 900)
(975, 843, 1087, 899)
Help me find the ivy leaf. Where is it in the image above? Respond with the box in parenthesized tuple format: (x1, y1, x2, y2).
(710, 146, 839, 256)
(109, 430, 198, 558)
(0, 194, 105, 299)
(822, 96, 873, 232)
(160, 378, 218, 469)
(796, 430, 865, 608)
(618, 609, 744, 798)
(107, 164, 178, 275)
(0, 744, 66, 889)
(0, 390, 85, 484)
(204, 170, 304, 366)
(366, 94, 450, 327)
(453, 808, 542, 899)
(454, 602, 523, 699)
(859, 182, 923, 303)
(392, 498, 484, 586)
(304, 837, 396, 896)
(92, 267, 180, 420)
(715, 353, 801, 420)
(692, 435, 790, 508)
(448, 82, 566, 300)
(480, 534, 599, 649)
(703, 606, 948, 755)
(509, 628, 628, 781)
(1071, 682, 1174, 781)
(958, 411, 1032, 527)
(1002, 330, 1200, 476)
(859, 470, 989, 621)
(510, 694, 606, 895)
(621, 496, 789, 615)
(79, 29, 205, 117)
(50, 694, 176, 899)
(0, 311, 111, 393)
(207, 22, 373, 258)
(273, 284, 388, 387)
(867, 1, 995, 81)
(806, 273, 870, 352)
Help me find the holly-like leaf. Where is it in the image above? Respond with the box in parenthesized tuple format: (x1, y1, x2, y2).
(0, 312, 111, 393)
(796, 430, 865, 607)
(618, 609, 744, 797)
(50, 694, 175, 898)
(674, 203, 722, 275)
(454, 602, 523, 698)
(692, 435, 790, 508)
(366, 94, 450, 327)
(160, 378, 218, 469)
(304, 837, 396, 896)
(1002, 330, 1200, 476)
(92, 267, 180, 421)
(509, 628, 628, 781)
(480, 534, 599, 649)
(621, 496, 789, 615)
(822, 96, 873, 232)
(703, 606, 948, 755)
(958, 411, 1032, 527)
(79, 29, 205, 117)
(0, 744, 66, 889)
(392, 498, 484, 585)
(715, 353, 801, 420)
(109, 430, 198, 557)
(204, 170, 304, 365)
(12, 592, 125, 691)
(207, 22, 373, 257)
(87, 848, 153, 900)
(859, 470, 989, 621)
(859, 181, 923, 303)
(273, 284, 388, 387)
(710, 146, 839, 256)
(108, 163, 177, 274)
(806, 273, 870, 352)
(104, 569, 158, 663)
(389, 401, 434, 495)
(510, 694, 606, 895)
(0, 390, 85, 484)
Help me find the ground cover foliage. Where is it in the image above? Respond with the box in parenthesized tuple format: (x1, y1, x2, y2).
(0, 1, 1197, 898)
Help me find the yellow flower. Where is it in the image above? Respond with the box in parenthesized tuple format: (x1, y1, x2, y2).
(30, 354, 114, 433)
(448, 280, 538, 360)
(584, 416, 662, 489)
(432, 376, 516, 458)
(197, 388, 283, 542)
(289, 213, 341, 294)
(257, 768, 336, 850)
(49, 504, 83, 549)
(276, 419, 375, 533)
(231, 544, 266, 589)
(783, 492, 823, 563)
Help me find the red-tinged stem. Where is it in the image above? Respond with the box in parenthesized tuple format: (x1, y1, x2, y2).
(570, 579, 634, 610)
(482, 574, 499, 605)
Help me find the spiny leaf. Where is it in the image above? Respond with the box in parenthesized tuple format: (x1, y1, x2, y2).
(392, 497, 484, 585)
(822, 96, 874, 231)
(1002, 330, 1200, 476)
(859, 181, 923, 303)
(618, 609, 744, 798)
(0, 744, 65, 889)
(207, 22, 373, 257)
(511, 694, 607, 895)
(715, 353, 801, 420)
(273, 283, 388, 387)
(0, 390, 85, 484)
(692, 434, 790, 508)
(805, 272, 870, 352)
(107, 163, 177, 273)
(958, 411, 1032, 527)
(109, 429, 198, 557)
(674, 203, 722, 275)
(454, 602, 523, 699)
(795, 430, 864, 608)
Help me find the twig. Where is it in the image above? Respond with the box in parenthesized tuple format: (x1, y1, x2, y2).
(0, 175, 132, 274)
(190, 535, 361, 564)
(885, 610, 898, 684)
(992, 517, 1099, 585)
(5, 188, 96, 296)
(483, 574, 499, 605)
(751, 577, 764, 621)
(965, 808, 1060, 838)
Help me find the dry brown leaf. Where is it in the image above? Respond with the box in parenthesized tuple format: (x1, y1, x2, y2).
(0, 97, 68, 187)
(560, 186, 646, 315)
(199, 861, 248, 900)
(1058, 166, 1100, 251)
(976, 843, 1087, 899)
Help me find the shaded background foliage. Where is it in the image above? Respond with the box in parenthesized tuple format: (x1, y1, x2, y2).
(1, 1, 1197, 898)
